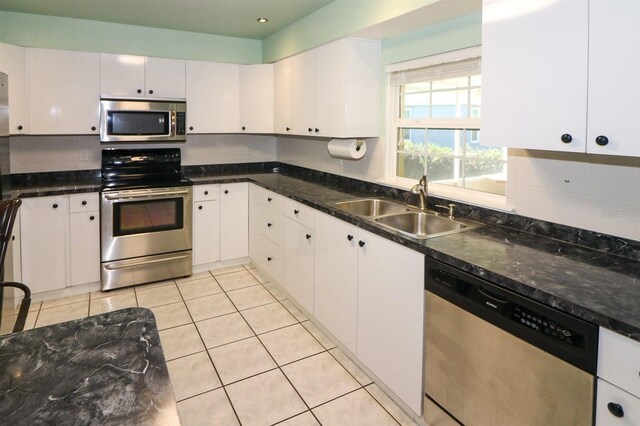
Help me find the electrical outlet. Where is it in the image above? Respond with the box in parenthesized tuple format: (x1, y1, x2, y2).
(79, 150, 89, 162)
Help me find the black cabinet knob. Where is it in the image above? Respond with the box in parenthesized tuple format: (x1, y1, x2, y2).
(53, 203, 58, 209)
(148, 89, 154, 94)
(347, 234, 354, 241)
(267, 256, 272, 262)
(596, 135, 609, 146)
(189, 126, 194, 131)
(137, 89, 142, 94)
(17, 125, 23, 130)
(89, 215, 95, 220)
(12, 235, 15, 241)
(315, 128, 319, 133)
(358, 240, 365, 247)
(204, 191, 209, 195)
(82, 200, 87, 205)
(91, 126, 96, 131)
(561, 133, 572, 143)
(242, 126, 246, 131)
(306, 234, 311, 240)
(607, 402, 624, 418)
(294, 209, 299, 215)
(224, 190, 229, 194)
(267, 222, 272, 227)
(267, 197, 272, 202)
(198, 205, 203, 210)
(308, 128, 313, 132)
(286, 127, 290, 131)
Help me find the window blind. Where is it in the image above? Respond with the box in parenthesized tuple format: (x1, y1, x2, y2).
(389, 57, 481, 87)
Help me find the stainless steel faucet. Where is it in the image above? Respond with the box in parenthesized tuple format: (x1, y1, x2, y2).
(410, 174, 428, 210)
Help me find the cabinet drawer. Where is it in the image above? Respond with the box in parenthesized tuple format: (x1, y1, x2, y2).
(69, 193, 99, 213)
(253, 234, 283, 285)
(599, 328, 640, 398)
(193, 184, 220, 202)
(597, 379, 640, 426)
(283, 198, 315, 229)
(251, 184, 282, 212)
(261, 205, 283, 247)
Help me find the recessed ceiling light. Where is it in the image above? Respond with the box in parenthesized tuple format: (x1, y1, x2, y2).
(257, 17, 269, 23)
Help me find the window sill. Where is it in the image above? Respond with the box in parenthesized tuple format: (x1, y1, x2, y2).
(377, 176, 515, 212)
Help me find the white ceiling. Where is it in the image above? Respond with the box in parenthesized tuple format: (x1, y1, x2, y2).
(0, 0, 336, 40)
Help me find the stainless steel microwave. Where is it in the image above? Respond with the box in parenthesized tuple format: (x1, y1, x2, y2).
(99, 99, 186, 143)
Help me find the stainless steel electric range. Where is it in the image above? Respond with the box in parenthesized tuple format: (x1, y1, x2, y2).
(100, 148, 193, 290)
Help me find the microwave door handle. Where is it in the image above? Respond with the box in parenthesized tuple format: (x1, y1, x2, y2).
(104, 189, 190, 201)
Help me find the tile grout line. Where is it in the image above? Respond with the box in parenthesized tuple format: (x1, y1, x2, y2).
(362, 385, 403, 426)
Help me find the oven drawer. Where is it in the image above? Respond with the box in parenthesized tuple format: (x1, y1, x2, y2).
(599, 328, 640, 399)
(70, 193, 99, 213)
(193, 184, 220, 202)
(101, 250, 192, 291)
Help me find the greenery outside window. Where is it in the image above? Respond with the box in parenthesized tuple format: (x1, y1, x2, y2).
(389, 50, 507, 196)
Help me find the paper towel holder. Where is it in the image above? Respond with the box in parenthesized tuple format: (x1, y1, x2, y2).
(355, 139, 364, 151)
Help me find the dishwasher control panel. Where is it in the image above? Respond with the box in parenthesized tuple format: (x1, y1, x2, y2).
(512, 304, 581, 347)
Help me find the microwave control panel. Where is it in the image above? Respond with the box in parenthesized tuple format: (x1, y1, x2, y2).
(176, 112, 186, 135)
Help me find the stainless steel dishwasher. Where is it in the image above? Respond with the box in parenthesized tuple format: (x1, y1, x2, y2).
(424, 258, 598, 426)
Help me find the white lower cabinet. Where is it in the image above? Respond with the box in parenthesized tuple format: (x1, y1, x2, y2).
(220, 183, 249, 261)
(597, 379, 640, 425)
(69, 211, 100, 286)
(193, 200, 220, 266)
(283, 217, 314, 314)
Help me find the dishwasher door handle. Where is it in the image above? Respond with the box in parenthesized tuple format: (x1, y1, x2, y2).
(478, 287, 508, 313)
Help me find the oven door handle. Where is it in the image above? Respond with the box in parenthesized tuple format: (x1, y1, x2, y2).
(104, 254, 190, 270)
(104, 189, 191, 201)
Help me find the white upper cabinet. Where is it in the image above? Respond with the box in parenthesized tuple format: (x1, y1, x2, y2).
(28, 48, 100, 135)
(274, 57, 293, 134)
(0, 43, 28, 134)
(186, 60, 240, 133)
(100, 54, 185, 99)
(482, 0, 588, 152)
(290, 38, 380, 138)
(586, 1, 640, 157)
(239, 64, 274, 134)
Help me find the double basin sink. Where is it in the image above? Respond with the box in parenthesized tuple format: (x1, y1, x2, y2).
(334, 198, 483, 240)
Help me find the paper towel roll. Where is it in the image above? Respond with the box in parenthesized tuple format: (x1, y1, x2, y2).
(327, 138, 367, 160)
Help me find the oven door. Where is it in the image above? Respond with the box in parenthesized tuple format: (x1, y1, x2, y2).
(101, 187, 193, 262)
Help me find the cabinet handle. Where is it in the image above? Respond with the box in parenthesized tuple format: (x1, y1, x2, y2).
(17, 125, 23, 131)
(607, 402, 624, 418)
(52, 203, 58, 209)
(91, 126, 96, 131)
(12, 235, 15, 241)
(267, 197, 272, 202)
(204, 190, 209, 195)
(286, 127, 290, 131)
(189, 126, 194, 131)
(224, 190, 229, 194)
(198, 205, 203, 210)
(359, 240, 365, 247)
(347, 234, 354, 241)
(306, 234, 311, 240)
(315, 128, 319, 133)
(89, 215, 95, 221)
(308, 128, 313, 133)
(267, 256, 272, 262)
(137, 89, 142, 94)
(560, 134, 572, 143)
(148, 89, 154, 94)
(82, 200, 87, 205)
(242, 126, 246, 131)
(267, 222, 272, 227)
(294, 209, 299, 215)
(595, 135, 609, 146)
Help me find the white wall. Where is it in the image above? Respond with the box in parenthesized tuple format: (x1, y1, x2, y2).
(10, 134, 277, 173)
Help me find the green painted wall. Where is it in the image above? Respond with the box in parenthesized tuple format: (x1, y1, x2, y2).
(0, 11, 262, 64)
(262, 0, 435, 63)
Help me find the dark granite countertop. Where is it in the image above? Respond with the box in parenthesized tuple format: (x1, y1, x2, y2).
(10, 170, 640, 342)
(0, 308, 180, 425)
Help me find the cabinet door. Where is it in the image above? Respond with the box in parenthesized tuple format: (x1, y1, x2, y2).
(69, 211, 100, 285)
(0, 43, 28, 134)
(291, 49, 316, 136)
(186, 60, 239, 133)
(145, 57, 186, 99)
(239, 64, 274, 133)
(283, 218, 314, 314)
(314, 212, 358, 354)
(315, 39, 347, 138)
(356, 229, 424, 414)
(482, 0, 588, 152)
(596, 379, 640, 426)
(220, 182, 248, 260)
(193, 200, 220, 266)
(274, 57, 293, 134)
(29, 48, 100, 134)
(100, 53, 146, 98)
(587, 1, 640, 157)
(20, 196, 67, 293)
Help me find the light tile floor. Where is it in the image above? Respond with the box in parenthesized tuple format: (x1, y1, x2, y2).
(3, 264, 422, 425)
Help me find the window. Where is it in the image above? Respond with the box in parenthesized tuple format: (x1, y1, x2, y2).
(388, 48, 507, 197)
